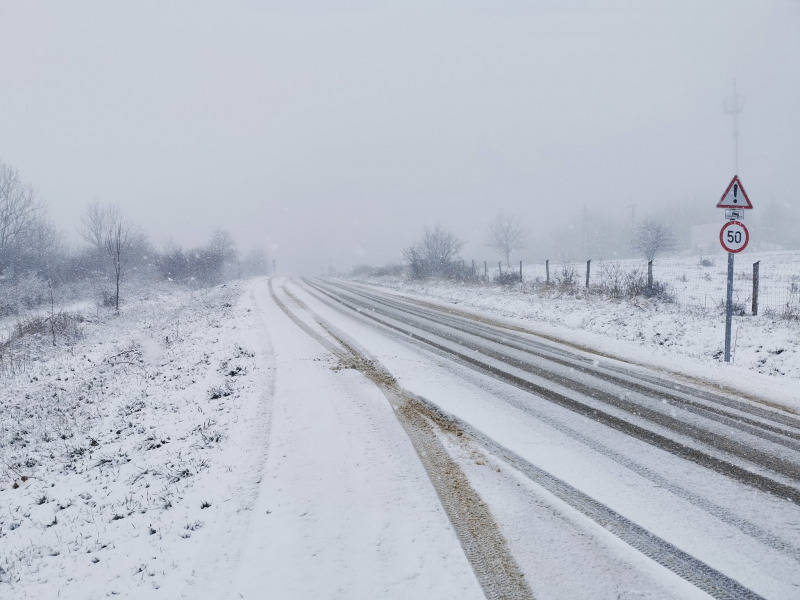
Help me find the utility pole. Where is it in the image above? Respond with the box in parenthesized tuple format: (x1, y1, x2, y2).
(723, 79, 743, 174)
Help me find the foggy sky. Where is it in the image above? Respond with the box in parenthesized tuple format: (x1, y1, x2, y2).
(1, 1, 798, 274)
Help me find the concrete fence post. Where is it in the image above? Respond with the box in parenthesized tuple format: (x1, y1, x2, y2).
(586, 259, 591, 288)
(752, 261, 760, 315)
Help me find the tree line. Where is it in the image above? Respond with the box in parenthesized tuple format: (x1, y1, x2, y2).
(0, 159, 269, 315)
(398, 213, 676, 281)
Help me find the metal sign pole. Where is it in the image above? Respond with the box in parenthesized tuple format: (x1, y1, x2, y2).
(716, 175, 752, 363)
(724, 252, 734, 362)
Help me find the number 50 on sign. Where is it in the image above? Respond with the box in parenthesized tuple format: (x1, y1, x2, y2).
(719, 220, 749, 253)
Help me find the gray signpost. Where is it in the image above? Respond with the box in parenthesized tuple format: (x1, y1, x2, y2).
(716, 176, 753, 362)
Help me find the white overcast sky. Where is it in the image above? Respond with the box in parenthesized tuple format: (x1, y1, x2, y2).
(1, 1, 798, 273)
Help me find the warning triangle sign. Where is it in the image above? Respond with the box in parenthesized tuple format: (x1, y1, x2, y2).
(717, 175, 753, 209)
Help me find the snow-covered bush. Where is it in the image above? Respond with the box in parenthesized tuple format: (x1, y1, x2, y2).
(0, 273, 49, 316)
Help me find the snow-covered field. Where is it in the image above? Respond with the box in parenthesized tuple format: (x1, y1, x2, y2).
(0, 282, 273, 598)
(503, 250, 800, 316)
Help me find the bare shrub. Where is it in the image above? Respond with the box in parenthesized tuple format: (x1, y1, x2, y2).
(7, 313, 83, 344)
(493, 271, 522, 286)
(555, 262, 578, 289)
(598, 262, 626, 298)
(593, 262, 674, 302)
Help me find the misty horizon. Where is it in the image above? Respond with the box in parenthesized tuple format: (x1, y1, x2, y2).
(1, 1, 798, 274)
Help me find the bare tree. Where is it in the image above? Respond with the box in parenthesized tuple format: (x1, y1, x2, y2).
(632, 218, 676, 261)
(403, 224, 464, 278)
(14, 217, 63, 279)
(205, 227, 238, 283)
(487, 212, 526, 267)
(0, 160, 44, 276)
(422, 224, 464, 276)
(81, 203, 133, 311)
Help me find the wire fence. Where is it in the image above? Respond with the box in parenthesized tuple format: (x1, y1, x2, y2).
(467, 251, 800, 318)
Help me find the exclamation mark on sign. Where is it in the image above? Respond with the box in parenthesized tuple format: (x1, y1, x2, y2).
(733, 183, 738, 204)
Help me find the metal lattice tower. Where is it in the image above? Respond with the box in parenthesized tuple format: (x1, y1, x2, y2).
(723, 79, 744, 174)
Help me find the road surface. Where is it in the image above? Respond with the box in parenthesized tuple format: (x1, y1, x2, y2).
(199, 277, 800, 600)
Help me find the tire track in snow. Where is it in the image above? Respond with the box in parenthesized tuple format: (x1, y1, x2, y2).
(269, 279, 534, 600)
(419, 397, 766, 600)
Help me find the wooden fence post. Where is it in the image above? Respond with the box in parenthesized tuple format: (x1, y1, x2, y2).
(484, 261, 487, 277)
(585, 259, 591, 288)
(752, 261, 760, 315)
(546, 259, 550, 285)
(647, 260, 653, 293)
(498, 261, 502, 275)
(472, 259, 475, 276)
(519, 260, 523, 282)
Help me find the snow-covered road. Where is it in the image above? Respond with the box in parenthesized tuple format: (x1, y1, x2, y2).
(250, 276, 800, 599)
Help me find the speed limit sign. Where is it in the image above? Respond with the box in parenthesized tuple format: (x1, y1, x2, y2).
(720, 221, 749, 253)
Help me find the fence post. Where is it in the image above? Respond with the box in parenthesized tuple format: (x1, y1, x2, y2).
(484, 261, 487, 277)
(472, 259, 475, 276)
(585, 259, 591, 288)
(546, 259, 550, 285)
(498, 261, 502, 275)
(752, 261, 760, 316)
(647, 260, 653, 293)
(519, 260, 523, 282)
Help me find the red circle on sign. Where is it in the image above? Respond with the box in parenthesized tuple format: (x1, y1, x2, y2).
(719, 221, 749, 253)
